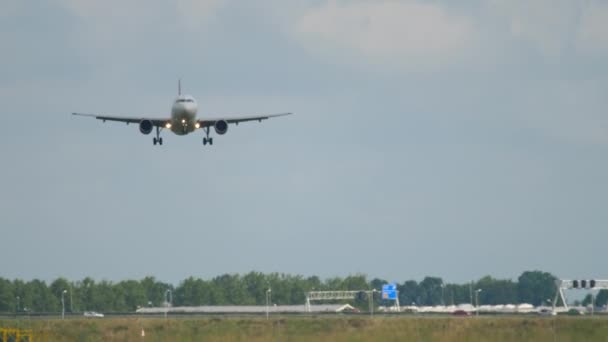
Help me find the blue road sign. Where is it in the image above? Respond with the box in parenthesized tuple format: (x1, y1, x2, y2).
(382, 284, 397, 300)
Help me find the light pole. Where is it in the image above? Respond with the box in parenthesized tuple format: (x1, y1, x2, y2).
(61, 290, 67, 319)
(266, 288, 272, 320)
(164, 289, 172, 318)
(412, 301, 420, 341)
(441, 283, 445, 307)
(469, 282, 473, 306)
(16, 296, 20, 315)
(369, 289, 377, 317)
(166, 289, 172, 307)
(475, 289, 482, 317)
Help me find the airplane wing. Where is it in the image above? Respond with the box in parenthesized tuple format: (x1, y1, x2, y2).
(198, 112, 293, 127)
(72, 113, 169, 126)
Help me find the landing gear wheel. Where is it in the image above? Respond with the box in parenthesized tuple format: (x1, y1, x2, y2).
(153, 126, 163, 146)
(203, 127, 213, 146)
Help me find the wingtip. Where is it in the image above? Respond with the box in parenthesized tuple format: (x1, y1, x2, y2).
(72, 113, 95, 117)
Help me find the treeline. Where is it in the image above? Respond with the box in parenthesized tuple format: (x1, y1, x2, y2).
(0, 271, 604, 313)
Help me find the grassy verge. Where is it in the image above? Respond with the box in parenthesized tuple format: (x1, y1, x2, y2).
(1, 316, 607, 341)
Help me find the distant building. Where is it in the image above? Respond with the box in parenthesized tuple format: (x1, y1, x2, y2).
(136, 304, 356, 314)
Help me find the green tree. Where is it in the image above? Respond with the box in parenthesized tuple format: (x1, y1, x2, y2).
(475, 276, 518, 305)
(398, 280, 418, 306)
(13, 279, 28, 312)
(418, 277, 443, 306)
(116, 280, 146, 310)
(342, 274, 368, 291)
(0, 278, 15, 312)
(582, 294, 593, 306)
(93, 280, 116, 311)
(517, 271, 557, 306)
(78, 277, 96, 311)
(445, 283, 472, 305)
(266, 273, 292, 305)
(25, 279, 58, 312)
(283, 274, 307, 305)
(175, 277, 211, 306)
(323, 277, 345, 291)
(50, 278, 72, 312)
(370, 278, 387, 292)
(242, 272, 269, 305)
(140, 276, 172, 307)
(595, 289, 608, 307)
(305, 276, 322, 292)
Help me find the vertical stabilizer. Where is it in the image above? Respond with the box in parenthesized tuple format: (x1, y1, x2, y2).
(178, 79, 181, 95)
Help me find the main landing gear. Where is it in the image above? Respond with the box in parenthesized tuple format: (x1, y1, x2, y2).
(153, 126, 163, 145)
(202, 127, 213, 146)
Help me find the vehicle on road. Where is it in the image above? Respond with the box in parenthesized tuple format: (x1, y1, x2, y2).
(84, 311, 104, 318)
(538, 308, 556, 316)
(452, 310, 471, 316)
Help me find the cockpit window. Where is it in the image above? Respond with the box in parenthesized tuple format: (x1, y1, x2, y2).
(176, 99, 194, 103)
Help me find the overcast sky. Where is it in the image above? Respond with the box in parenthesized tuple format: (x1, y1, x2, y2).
(1, 0, 607, 285)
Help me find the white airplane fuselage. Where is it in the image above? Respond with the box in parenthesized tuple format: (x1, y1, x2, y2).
(170, 95, 198, 135)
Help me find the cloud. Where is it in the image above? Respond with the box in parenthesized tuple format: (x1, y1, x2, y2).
(56, 1, 171, 49)
(512, 79, 608, 145)
(0, 0, 21, 18)
(487, 0, 579, 57)
(487, 0, 608, 58)
(288, 0, 608, 71)
(56, 0, 226, 46)
(291, 0, 476, 71)
(50, 0, 228, 81)
(176, 0, 226, 29)
(577, 2, 608, 54)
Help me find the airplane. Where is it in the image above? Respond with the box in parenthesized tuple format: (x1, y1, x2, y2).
(73, 81, 292, 146)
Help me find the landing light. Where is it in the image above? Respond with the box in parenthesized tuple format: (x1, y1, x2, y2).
(165, 123, 172, 129)
(181, 119, 186, 124)
(195, 122, 201, 129)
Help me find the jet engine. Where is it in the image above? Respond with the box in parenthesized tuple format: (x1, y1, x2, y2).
(139, 120, 153, 135)
(214, 120, 228, 135)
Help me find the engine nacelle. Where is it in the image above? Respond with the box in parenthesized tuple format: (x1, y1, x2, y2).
(214, 120, 228, 135)
(139, 120, 153, 135)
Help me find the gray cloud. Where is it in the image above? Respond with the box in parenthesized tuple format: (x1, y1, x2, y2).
(1, 0, 607, 284)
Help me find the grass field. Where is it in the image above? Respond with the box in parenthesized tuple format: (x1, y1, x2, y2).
(2, 315, 608, 341)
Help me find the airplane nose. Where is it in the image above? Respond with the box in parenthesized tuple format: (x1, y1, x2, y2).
(187, 104, 197, 115)
(182, 104, 194, 115)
